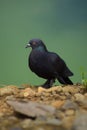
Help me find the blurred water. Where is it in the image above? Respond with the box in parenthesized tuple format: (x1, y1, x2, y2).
(0, 0, 87, 86)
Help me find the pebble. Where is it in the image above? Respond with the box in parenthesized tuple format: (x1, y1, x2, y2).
(10, 127, 22, 130)
(20, 87, 35, 97)
(63, 86, 79, 94)
(20, 119, 32, 128)
(65, 109, 75, 116)
(72, 113, 87, 130)
(0, 112, 4, 117)
(74, 93, 85, 102)
(61, 100, 78, 110)
(51, 100, 65, 108)
(0, 85, 19, 96)
(84, 93, 87, 98)
(0, 85, 87, 130)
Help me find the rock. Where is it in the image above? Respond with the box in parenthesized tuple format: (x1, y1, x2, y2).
(84, 93, 87, 98)
(19, 87, 35, 97)
(21, 84, 32, 88)
(65, 109, 75, 116)
(28, 124, 64, 130)
(77, 99, 87, 109)
(61, 100, 78, 110)
(35, 117, 62, 126)
(63, 86, 80, 94)
(59, 95, 66, 100)
(38, 86, 62, 93)
(72, 113, 87, 130)
(0, 112, 4, 117)
(5, 95, 15, 100)
(38, 87, 47, 93)
(74, 93, 85, 102)
(20, 119, 32, 128)
(74, 93, 87, 109)
(0, 85, 19, 96)
(46, 118, 62, 126)
(49, 86, 62, 93)
(7, 100, 56, 118)
(64, 92, 71, 98)
(10, 127, 22, 130)
(51, 100, 65, 108)
(55, 110, 65, 119)
(0, 84, 87, 130)
(62, 116, 75, 130)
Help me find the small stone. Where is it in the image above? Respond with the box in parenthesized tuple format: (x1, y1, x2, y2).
(84, 93, 87, 98)
(64, 92, 72, 99)
(38, 86, 62, 94)
(78, 99, 87, 109)
(74, 93, 85, 102)
(48, 86, 62, 93)
(65, 109, 75, 116)
(20, 87, 35, 97)
(62, 100, 78, 110)
(52, 100, 65, 108)
(38, 87, 47, 93)
(5, 95, 15, 100)
(24, 92, 29, 97)
(63, 86, 79, 94)
(72, 113, 87, 130)
(8, 116, 18, 121)
(0, 85, 19, 96)
(63, 116, 75, 129)
(0, 112, 4, 117)
(10, 127, 22, 130)
(59, 95, 66, 100)
(55, 110, 65, 119)
(43, 93, 50, 97)
(46, 118, 62, 126)
(20, 119, 32, 128)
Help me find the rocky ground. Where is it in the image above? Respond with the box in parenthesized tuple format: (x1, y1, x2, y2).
(0, 84, 87, 130)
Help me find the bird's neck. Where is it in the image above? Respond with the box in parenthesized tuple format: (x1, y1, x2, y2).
(34, 46, 47, 52)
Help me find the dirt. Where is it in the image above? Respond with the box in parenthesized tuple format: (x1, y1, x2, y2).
(0, 84, 87, 130)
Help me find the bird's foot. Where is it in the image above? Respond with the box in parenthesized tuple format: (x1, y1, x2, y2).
(42, 79, 55, 89)
(42, 84, 51, 89)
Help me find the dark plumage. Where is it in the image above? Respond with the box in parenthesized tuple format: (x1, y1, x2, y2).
(26, 39, 73, 88)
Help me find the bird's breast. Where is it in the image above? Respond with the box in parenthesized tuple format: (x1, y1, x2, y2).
(28, 50, 56, 79)
(29, 50, 47, 70)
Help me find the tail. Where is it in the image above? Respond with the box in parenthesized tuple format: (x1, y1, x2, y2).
(63, 77, 73, 85)
(57, 75, 73, 85)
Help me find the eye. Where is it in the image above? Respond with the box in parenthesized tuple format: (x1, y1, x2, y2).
(32, 42, 36, 45)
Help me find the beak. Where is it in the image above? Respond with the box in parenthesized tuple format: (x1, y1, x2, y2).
(25, 43, 31, 48)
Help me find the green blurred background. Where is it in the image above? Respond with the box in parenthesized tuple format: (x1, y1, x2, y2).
(0, 0, 87, 86)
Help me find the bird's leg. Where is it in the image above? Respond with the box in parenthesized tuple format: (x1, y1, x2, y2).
(42, 80, 50, 89)
(42, 79, 55, 89)
(57, 75, 66, 84)
(49, 79, 55, 86)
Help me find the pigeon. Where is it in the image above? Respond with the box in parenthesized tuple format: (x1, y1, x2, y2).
(26, 39, 73, 88)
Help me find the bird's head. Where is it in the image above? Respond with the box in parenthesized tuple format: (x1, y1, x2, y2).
(25, 39, 47, 50)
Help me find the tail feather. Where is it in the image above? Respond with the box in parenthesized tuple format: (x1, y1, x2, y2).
(63, 77, 73, 85)
(64, 67, 73, 77)
(57, 75, 73, 85)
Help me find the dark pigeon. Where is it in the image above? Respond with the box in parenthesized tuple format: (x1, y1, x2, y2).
(26, 39, 73, 88)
